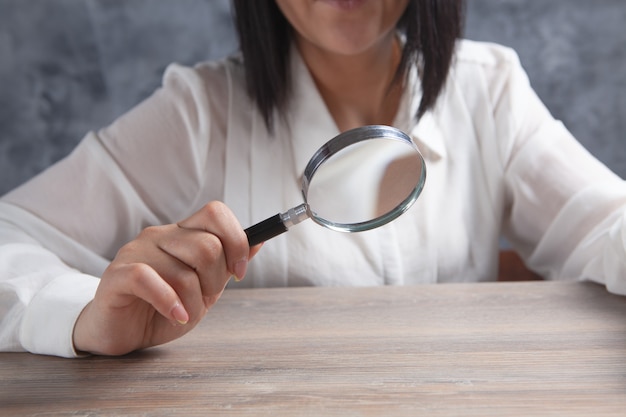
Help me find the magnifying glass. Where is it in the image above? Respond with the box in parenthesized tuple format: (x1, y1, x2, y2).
(245, 125, 427, 246)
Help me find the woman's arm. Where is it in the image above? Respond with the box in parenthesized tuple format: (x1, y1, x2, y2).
(488, 45, 626, 294)
(0, 62, 257, 356)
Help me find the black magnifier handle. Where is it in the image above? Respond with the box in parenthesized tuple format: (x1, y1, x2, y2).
(245, 214, 287, 246)
(244, 204, 309, 246)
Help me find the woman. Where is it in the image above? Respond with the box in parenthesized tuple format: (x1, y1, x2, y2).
(0, 0, 624, 357)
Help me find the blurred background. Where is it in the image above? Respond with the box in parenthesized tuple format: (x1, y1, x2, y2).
(0, 0, 625, 195)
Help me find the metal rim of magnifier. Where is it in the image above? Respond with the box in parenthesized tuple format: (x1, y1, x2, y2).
(301, 125, 427, 233)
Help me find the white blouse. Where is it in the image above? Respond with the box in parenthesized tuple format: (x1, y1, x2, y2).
(1, 40, 625, 357)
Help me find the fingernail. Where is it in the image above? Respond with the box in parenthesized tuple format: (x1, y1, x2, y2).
(233, 259, 248, 282)
(171, 303, 189, 325)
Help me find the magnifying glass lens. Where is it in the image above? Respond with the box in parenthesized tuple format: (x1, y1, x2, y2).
(245, 125, 426, 245)
(306, 138, 424, 230)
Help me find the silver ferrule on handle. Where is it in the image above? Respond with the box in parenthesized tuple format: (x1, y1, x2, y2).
(280, 203, 310, 229)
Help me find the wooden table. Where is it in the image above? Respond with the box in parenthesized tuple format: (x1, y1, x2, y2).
(2, 281, 626, 416)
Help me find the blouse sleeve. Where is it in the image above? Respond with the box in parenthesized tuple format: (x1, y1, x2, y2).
(0, 63, 218, 357)
(493, 46, 626, 294)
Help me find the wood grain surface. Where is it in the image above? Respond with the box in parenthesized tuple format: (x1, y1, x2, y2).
(1, 281, 625, 416)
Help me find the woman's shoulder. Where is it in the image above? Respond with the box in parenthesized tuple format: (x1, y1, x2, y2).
(453, 39, 523, 77)
(157, 53, 247, 104)
(146, 53, 251, 128)
(447, 39, 531, 108)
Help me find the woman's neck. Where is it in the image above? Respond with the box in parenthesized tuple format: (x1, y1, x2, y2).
(296, 34, 403, 132)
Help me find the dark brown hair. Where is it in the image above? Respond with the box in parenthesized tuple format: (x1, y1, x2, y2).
(232, 0, 465, 131)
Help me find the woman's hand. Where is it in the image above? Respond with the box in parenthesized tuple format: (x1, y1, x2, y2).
(72, 201, 261, 356)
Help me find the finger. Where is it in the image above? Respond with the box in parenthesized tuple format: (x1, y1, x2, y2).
(150, 246, 212, 319)
(155, 227, 230, 303)
(177, 201, 250, 280)
(121, 226, 209, 313)
(157, 227, 232, 307)
(125, 224, 230, 314)
(249, 242, 264, 259)
(110, 262, 190, 325)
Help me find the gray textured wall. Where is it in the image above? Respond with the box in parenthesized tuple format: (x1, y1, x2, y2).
(0, 0, 237, 195)
(0, 0, 625, 196)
